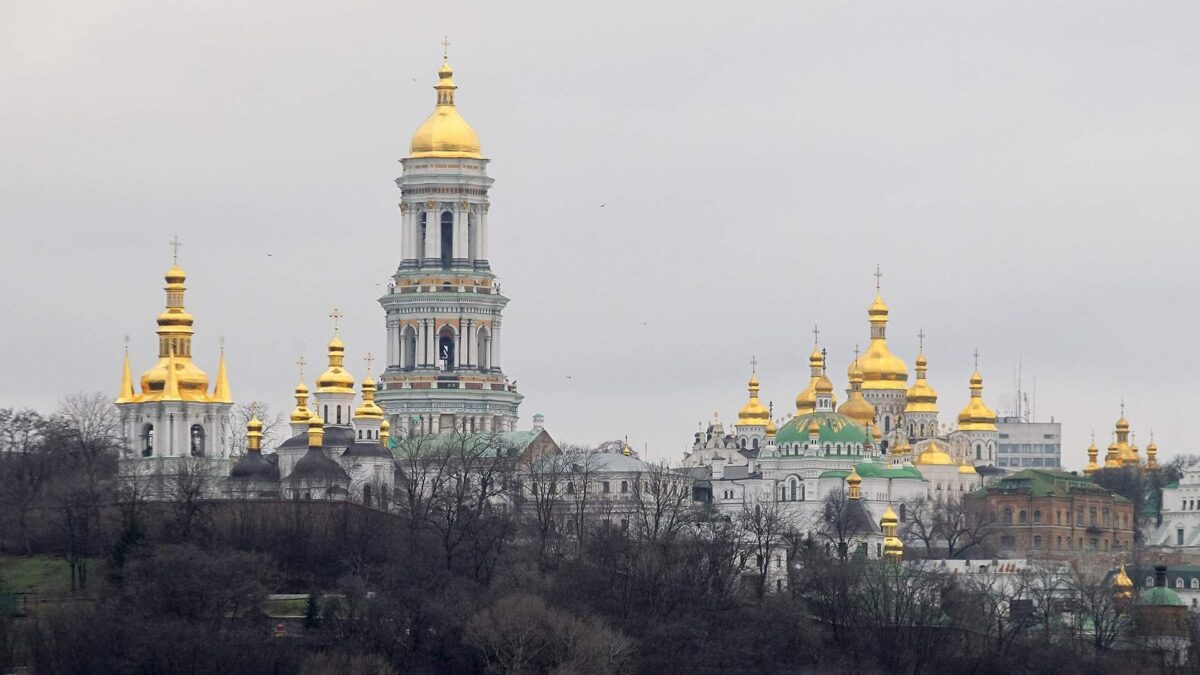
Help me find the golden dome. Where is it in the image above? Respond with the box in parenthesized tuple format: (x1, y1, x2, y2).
(880, 505, 898, 525)
(409, 61, 482, 159)
(136, 262, 218, 403)
(246, 415, 263, 452)
(846, 465, 862, 499)
(852, 293, 909, 391)
(317, 334, 355, 393)
(914, 440, 953, 466)
(807, 418, 821, 437)
(838, 359, 877, 427)
(623, 441, 632, 457)
(956, 370, 997, 432)
(737, 373, 771, 426)
(765, 417, 778, 436)
(958, 462, 977, 475)
(307, 411, 325, 447)
(380, 418, 391, 448)
(1104, 440, 1121, 468)
(291, 381, 312, 424)
(797, 346, 837, 413)
(904, 352, 938, 413)
(1114, 563, 1134, 599)
(354, 377, 385, 419)
(1084, 438, 1101, 475)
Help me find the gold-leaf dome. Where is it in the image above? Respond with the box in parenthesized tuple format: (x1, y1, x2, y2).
(409, 61, 482, 159)
(797, 346, 837, 413)
(136, 263, 216, 403)
(851, 293, 909, 390)
(838, 359, 877, 427)
(737, 373, 770, 426)
(904, 352, 938, 413)
(914, 440, 953, 466)
(316, 335, 355, 393)
(354, 377, 385, 419)
(956, 370, 997, 432)
(958, 462, 977, 475)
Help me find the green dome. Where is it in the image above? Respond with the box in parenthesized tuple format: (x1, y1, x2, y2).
(1140, 586, 1185, 607)
(775, 411, 869, 449)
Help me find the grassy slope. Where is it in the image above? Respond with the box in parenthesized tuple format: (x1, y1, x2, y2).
(0, 556, 75, 595)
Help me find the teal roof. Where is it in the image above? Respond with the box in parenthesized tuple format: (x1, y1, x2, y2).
(819, 463, 925, 481)
(985, 468, 1125, 500)
(775, 411, 868, 447)
(1140, 586, 1185, 607)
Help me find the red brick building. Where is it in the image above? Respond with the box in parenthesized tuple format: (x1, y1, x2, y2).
(965, 469, 1135, 553)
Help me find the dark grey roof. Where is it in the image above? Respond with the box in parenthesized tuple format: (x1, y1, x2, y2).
(279, 425, 356, 450)
(976, 465, 1007, 477)
(342, 441, 393, 459)
(229, 452, 281, 481)
(841, 500, 882, 536)
(288, 447, 351, 484)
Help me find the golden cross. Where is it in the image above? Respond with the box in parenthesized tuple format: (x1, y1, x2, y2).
(219, 335, 226, 351)
(812, 324, 820, 346)
(364, 351, 375, 374)
(917, 329, 925, 351)
(123, 334, 130, 352)
(853, 344, 860, 362)
(329, 307, 344, 334)
(442, 35, 451, 61)
(973, 349, 979, 369)
(1120, 398, 1125, 417)
(296, 355, 307, 380)
(750, 355, 757, 373)
(170, 234, 182, 264)
(873, 264, 882, 291)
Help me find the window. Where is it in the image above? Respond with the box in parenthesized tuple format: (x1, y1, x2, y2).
(1002, 508, 1013, 524)
(141, 424, 154, 457)
(789, 479, 797, 502)
(1001, 536, 1015, 548)
(1191, 578, 1199, 590)
(189, 424, 205, 457)
(1146, 577, 1154, 588)
(566, 481, 575, 494)
(1033, 510, 1041, 524)
(1176, 578, 1185, 590)
(1033, 536, 1042, 549)
(1076, 507, 1083, 525)
(899, 503, 907, 522)
(1089, 507, 1097, 526)
(1019, 510, 1027, 524)
(603, 481, 610, 494)
(1102, 508, 1110, 526)
(620, 480, 628, 494)
(1178, 529, 1185, 546)
(363, 485, 372, 507)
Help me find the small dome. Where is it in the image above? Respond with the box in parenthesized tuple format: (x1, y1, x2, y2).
(914, 441, 953, 466)
(880, 505, 898, 525)
(409, 62, 482, 159)
(957, 370, 997, 431)
(737, 373, 770, 426)
(958, 463, 977, 474)
(317, 335, 355, 393)
(852, 294, 909, 390)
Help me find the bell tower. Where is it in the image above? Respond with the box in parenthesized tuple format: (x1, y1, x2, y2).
(376, 54, 522, 435)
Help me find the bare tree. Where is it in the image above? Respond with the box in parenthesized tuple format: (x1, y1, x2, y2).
(1070, 563, 1131, 652)
(815, 488, 872, 560)
(392, 433, 453, 550)
(902, 496, 996, 559)
(0, 409, 51, 553)
(630, 460, 694, 545)
(737, 491, 797, 597)
(167, 458, 221, 542)
(520, 449, 571, 567)
(562, 444, 603, 560)
(228, 402, 287, 457)
(425, 432, 517, 575)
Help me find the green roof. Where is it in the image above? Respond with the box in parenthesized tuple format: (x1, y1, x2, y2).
(388, 429, 549, 457)
(1140, 586, 1185, 607)
(775, 411, 869, 447)
(819, 463, 925, 481)
(987, 468, 1121, 499)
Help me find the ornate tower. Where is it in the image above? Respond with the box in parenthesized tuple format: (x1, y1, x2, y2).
(955, 356, 998, 465)
(902, 336, 939, 442)
(377, 56, 522, 435)
(850, 271, 909, 446)
(115, 247, 234, 472)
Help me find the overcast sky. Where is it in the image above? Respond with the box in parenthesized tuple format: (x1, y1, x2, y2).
(2, 1, 1197, 468)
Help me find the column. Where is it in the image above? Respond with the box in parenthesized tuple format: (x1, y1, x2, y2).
(454, 202, 469, 266)
(464, 319, 473, 367)
(386, 320, 397, 369)
(491, 323, 501, 371)
(454, 323, 463, 369)
(419, 320, 429, 367)
(400, 204, 412, 263)
(479, 206, 489, 261)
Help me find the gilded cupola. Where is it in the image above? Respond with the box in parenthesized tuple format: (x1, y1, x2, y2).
(316, 333, 356, 394)
(846, 465, 862, 500)
(904, 351, 938, 414)
(956, 369, 997, 432)
(796, 344, 837, 414)
(913, 439, 954, 466)
(1113, 563, 1134, 600)
(1083, 435, 1100, 475)
(737, 371, 771, 427)
(838, 357, 877, 426)
(1146, 434, 1159, 469)
(409, 58, 482, 159)
(881, 506, 903, 561)
(133, 257, 224, 404)
(354, 376, 385, 420)
(851, 287, 909, 390)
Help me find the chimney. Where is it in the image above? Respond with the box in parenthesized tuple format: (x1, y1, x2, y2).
(712, 459, 725, 480)
(532, 413, 544, 431)
(1155, 563, 1168, 588)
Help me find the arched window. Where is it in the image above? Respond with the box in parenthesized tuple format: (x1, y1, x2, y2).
(899, 503, 907, 522)
(403, 326, 417, 370)
(1002, 508, 1013, 524)
(752, 437, 759, 450)
(1146, 577, 1155, 588)
(1176, 578, 1185, 590)
(620, 480, 628, 494)
(141, 424, 154, 457)
(790, 479, 797, 501)
(1019, 510, 1028, 524)
(1191, 578, 1199, 590)
(189, 424, 205, 457)
(363, 485, 373, 507)
(440, 211, 454, 268)
(324, 405, 329, 423)
(976, 444, 982, 460)
(476, 326, 490, 371)
(884, 416, 891, 432)
(1033, 510, 1042, 524)
(336, 406, 342, 425)
(438, 327, 456, 371)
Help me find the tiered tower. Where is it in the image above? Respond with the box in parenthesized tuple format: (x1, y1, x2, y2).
(955, 355, 998, 464)
(377, 55, 522, 435)
(902, 335, 939, 442)
(115, 247, 234, 470)
(850, 271, 909, 445)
